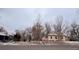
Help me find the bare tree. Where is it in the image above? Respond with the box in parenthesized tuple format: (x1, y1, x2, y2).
(19, 30, 26, 42)
(13, 28, 32, 42)
(25, 27, 32, 42)
(0, 26, 8, 35)
(32, 16, 43, 40)
(32, 20, 44, 41)
(45, 22, 51, 38)
(14, 30, 21, 41)
(53, 16, 64, 41)
(69, 22, 79, 41)
(0, 26, 4, 32)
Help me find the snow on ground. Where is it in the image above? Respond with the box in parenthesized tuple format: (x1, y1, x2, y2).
(0, 42, 19, 45)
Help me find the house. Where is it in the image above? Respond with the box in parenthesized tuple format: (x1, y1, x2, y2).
(42, 32, 68, 41)
(0, 32, 10, 42)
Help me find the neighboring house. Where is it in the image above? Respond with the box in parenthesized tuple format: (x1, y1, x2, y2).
(42, 32, 68, 41)
(0, 32, 10, 42)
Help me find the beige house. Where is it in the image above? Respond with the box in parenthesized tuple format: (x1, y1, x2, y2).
(42, 32, 68, 41)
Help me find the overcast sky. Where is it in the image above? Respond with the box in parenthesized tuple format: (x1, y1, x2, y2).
(0, 8, 79, 33)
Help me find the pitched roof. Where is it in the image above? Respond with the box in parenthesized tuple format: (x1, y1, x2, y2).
(48, 31, 67, 37)
(48, 31, 57, 36)
(0, 32, 7, 36)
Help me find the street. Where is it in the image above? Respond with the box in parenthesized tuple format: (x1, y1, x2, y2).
(0, 44, 79, 50)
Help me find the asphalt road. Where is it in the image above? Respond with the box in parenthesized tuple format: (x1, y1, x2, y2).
(0, 44, 79, 50)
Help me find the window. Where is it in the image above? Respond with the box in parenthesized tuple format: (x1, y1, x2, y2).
(61, 36, 63, 39)
(61, 37, 63, 39)
(51, 36, 52, 39)
(55, 36, 57, 39)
